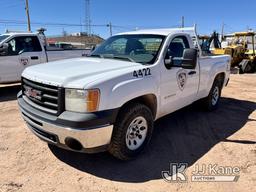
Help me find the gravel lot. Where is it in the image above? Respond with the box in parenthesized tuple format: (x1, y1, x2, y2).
(0, 75, 255, 192)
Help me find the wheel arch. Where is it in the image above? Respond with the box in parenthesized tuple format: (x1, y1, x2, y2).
(117, 94, 158, 120)
(214, 72, 225, 88)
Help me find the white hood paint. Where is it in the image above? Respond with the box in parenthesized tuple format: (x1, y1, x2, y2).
(22, 57, 142, 88)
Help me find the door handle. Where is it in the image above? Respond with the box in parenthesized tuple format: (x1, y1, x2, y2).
(188, 71, 197, 75)
(31, 56, 39, 60)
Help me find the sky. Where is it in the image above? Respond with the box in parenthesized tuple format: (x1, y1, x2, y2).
(0, 0, 256, 39)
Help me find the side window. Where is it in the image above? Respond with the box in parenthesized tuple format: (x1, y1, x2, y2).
(7, 38, 18, 55)
(165, 36, 190, 58)
(6, 36, 42, 56)
(29, 36, 43, 52)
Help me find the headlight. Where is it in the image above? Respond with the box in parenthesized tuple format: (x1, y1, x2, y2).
(65, 89, 100, 112)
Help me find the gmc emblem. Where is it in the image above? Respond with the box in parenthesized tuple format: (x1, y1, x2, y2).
(24, 86, 42, 100)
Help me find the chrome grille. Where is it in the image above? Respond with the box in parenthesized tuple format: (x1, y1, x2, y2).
(22, 78, 64, 115)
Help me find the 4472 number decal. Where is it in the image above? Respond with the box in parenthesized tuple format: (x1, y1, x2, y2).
(133, 68, 151, 78)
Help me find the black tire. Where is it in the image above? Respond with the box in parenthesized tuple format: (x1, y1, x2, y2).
(239, 59, 253, 73)
(201, 79, 222, 111)
(108, 103, 154, 160)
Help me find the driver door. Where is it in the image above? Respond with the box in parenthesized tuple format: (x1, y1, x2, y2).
(0, 36, 42, 83)
(0, 38, 21, 82)
(160, 35, 199, 116)
(18, 36, 43, 69)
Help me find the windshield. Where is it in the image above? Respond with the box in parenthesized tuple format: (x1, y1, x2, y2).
(90, 34, 165, 64)
(0, 35, 10, 43)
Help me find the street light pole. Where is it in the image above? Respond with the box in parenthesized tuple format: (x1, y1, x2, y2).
(25, 0, 31, 32)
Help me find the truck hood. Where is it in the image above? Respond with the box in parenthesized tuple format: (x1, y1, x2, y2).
(22, 57, 142, 88)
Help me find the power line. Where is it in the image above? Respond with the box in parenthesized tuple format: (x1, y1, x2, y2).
(0, 19, 183, 29)
(1, 1, 24, 9)
(0, 19, 141, 31)
(0, 19, 107, 27)
(0, 19, 188, 35)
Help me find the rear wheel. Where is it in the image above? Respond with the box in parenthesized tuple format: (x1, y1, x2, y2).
(108, 103, 154, 160)
(239, 59, 253, 73)
(201, 79, 222, 111)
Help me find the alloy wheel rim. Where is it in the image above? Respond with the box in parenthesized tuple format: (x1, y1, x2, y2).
(212, 86, 219, 106)
(125, 116, 148, 150)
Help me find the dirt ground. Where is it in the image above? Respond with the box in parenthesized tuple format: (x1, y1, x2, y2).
(0, 75, 255, 192)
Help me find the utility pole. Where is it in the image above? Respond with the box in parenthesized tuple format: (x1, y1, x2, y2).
(221, 23, 225, 42)
(25, 0, 31, 32)
(181, 16, 184, 28)
(85, 0, 91, 36)
(107, 22, 112, 36)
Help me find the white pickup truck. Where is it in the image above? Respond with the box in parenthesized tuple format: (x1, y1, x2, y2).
(0, 32, 89, 83)
(18, 27, 231, 160)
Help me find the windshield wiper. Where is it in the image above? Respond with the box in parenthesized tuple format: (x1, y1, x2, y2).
(89, 54, 135, 63)
(89, 54, 104, 58)
(111, 56, 135, 63)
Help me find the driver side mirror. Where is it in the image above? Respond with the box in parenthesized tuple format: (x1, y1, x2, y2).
(0, 43, 9, 56)
(164, 56, 174, 69)
(181, 48, 198, 69)
(164, 48, 198, 69)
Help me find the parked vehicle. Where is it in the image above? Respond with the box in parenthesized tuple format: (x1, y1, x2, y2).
(0, 32, 89, 83)
(18, 27, 231, 160)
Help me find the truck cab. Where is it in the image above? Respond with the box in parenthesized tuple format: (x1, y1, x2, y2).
(0, 33, 47, 83)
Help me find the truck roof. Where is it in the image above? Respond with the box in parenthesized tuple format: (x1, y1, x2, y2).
(1, 32, 38, 36)
(118, 27, 196, 36)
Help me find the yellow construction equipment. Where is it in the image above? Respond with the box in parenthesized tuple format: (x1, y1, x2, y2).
(212, 32, 256, 73)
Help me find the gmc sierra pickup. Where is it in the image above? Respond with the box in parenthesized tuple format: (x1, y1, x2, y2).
(17, 27, 230, 160)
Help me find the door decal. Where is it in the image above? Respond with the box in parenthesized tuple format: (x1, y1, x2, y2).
(20, 58, 29, 66)
(177, 70, 187, 91)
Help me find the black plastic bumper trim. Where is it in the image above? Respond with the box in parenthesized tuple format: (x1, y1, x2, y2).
(18, 91, 119, 130)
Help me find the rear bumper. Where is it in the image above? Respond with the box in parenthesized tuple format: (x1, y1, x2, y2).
(17, 91, 119, 153)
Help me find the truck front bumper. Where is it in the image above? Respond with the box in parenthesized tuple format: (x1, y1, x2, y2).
(17, 91, 119, 153)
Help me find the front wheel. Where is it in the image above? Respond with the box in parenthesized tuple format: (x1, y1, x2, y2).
(108, 103, 154, 160)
